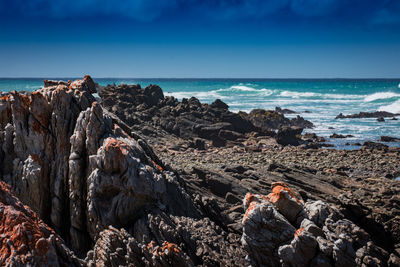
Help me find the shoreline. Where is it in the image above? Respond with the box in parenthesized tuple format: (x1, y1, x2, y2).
(0, 76, 399, 265)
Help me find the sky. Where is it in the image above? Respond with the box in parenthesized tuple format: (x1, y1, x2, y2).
(0, 0, 400, 78)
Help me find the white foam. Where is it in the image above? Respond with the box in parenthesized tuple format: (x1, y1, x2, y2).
(279, 91, 363, 99)
(217, 85, 274, 95)
(378, 99, 400, 113)
(364, 92, 400, 102)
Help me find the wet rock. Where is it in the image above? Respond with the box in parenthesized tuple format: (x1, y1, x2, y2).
(380, 136, 400, 142)
(336, 111, 399, 119)
(275, 106, 297, 114)
(377, 117, 385, 122)
(330, 133, 354, 138)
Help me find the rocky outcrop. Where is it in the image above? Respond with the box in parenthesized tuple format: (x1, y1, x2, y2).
(0, 181, 82, 266)
(98, 84, 313, 148)
(336, 111, 399, 119)
(1, 76, 399, 266)
(240, 109, 313, 130)
(242, 182, 397, 267)
(380, 136, 400, 142)
(0, 76, 250, 266)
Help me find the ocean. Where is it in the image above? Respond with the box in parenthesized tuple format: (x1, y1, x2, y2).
(1, 78, 400, 149)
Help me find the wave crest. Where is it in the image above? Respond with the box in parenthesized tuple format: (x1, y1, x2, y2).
(378, 99, 400, 114)
(364, 92, 400, 102)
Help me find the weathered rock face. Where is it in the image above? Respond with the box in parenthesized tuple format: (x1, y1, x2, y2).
(0, 76, 196, 255)
(0, 181, 81, 266)
(85, 226, 194, 267)
(242, 182, 396, 267)
(0, 76, 249, 266)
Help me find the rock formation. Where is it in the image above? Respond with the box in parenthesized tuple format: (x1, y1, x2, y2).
(0, 181, 82, 266)
(0, 76, 399, 266)
(242, 182, 400, 267)
(0, 76, 246, 266)
(98, 83, 313, 148)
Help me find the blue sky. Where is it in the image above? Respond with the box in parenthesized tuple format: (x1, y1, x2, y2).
(0, 0, 399, 78)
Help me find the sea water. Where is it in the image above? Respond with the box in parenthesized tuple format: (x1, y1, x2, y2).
(1, 78, 400, 149)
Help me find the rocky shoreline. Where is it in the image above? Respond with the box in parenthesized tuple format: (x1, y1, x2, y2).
(0, 76, 399, 266)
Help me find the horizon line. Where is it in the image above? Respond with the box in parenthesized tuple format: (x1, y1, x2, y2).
(1, 77, 400, 80)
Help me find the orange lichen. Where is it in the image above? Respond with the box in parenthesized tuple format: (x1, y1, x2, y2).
(152, 160, 163, 172)
(104, 138, 130, 156)
(243, 201, 258, 222)
(69, 79, 83, 90)
(148, 241, 182, 257)
(30, 154, 41, 165)
(294, 228, 304, 237)
(267, 182, 302, 204)
(244, 193, 256, 207)
(0, 181, 57, 265)
(0, 95, 10, 101)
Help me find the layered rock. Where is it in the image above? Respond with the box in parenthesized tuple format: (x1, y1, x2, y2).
(0, 76, 195, 254)
(0, 76, 248, 266)
(0, 181, 81, 266)
(242, 182, 398, 267)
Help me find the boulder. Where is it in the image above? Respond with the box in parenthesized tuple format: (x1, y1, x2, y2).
(241, 182, 390, 267)
(276, 126, 303, 146)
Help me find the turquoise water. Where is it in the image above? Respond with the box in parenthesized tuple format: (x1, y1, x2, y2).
(1, 78, 400, 148)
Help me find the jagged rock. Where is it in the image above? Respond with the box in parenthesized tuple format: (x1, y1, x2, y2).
(99, 85, 312, 147)
(85, 226, 193, 267)
(0, 181, 81, 266)
(0, 77, 198, 257)
(278, 228, 318, 266)
(210, 99, 229, 110)
(241, 192, 296, 266)
(242, 182, 391, 267)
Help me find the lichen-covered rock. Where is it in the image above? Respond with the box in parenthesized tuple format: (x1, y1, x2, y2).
(85, 226, 194, 267)
(0, 76, 198, 257)
(0, 181, 81, 266)
(242, 182, 392, 267)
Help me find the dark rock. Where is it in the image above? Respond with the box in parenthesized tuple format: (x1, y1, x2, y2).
(211, 135, 227, 147)
(191, 138, 206, 150)
(391, 117, 398, 121)
(225, 165, 246, 174)
(218, 129, 243, 141)
(330, 133, 354, 138)
(210, 99, 229, 110)
(275, 106, 297, 114)
(336, 111, 399, 119)
(362, 141, 389, 150)
(276, 126, 303, 146)
(225, 192, 241, 204)
(377, 117, 385, 122)
(380, 136, 400, 142)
